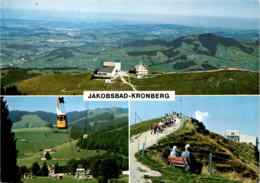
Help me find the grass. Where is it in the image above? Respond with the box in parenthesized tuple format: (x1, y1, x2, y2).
(0, 67, 87, 86)
(13, 115, 49, 129)
(14, 127, 69, 157)
(6, 72, 131, 95)
(4, 69, 258, 95)
(130, 117, 162, 137)
(15, 127, 105, 167)
(22, 176, 98, 183)
(135, 153, 242, 183)
(130, 70, 259, 94)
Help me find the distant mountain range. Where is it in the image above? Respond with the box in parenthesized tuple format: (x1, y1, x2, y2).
(1, 18, 259, 70)
(10, 108, 128, 135)
(124, 33, 259, 72)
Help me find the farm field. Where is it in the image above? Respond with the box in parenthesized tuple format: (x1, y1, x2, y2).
(1, 19, 259, 72)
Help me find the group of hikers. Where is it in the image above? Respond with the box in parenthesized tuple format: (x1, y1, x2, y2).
(169, 144, 202, 174)
(150, 112, 181, 134)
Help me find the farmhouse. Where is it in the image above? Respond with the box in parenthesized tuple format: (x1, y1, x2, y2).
(43, 148, 56, 154)
(24, 173, 33, 179)
(135, 63, 148, 75)
(95, 61, 121, 78)
(83, 134, 88, 139)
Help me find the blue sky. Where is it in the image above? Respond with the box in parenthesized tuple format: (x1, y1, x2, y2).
(130, 96, 259, 137)
(1, 0, 258, 29)
(2, 0, 259, 18)
(4, 96, 128, 113)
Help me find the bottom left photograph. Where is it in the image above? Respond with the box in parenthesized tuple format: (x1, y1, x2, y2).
(1, 96, 129, 183)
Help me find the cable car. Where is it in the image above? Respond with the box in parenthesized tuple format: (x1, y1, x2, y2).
(56, 97, 68, 129)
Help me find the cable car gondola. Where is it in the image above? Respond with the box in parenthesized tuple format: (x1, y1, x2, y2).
(56, 97, 68, 129)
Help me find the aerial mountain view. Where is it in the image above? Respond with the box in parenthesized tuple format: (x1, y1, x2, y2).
(129, 97, 259, 183)
(1, 0, 259, 95)
(1, 97, 129, 182)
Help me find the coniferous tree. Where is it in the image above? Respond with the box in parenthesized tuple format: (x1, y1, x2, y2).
(32, 162, 41, 176)
(0, 97, 21, 182)
(41, 162, 49, 176)
(45, 152, 51, 160)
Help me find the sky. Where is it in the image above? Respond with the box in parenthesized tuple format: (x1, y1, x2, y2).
(4, 96, 128, 113)
(1, 0, 259, 18)
(1, 0, 259, 29)
(130, 96, 260, 137)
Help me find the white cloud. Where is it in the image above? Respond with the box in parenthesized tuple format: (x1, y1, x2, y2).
(195, 110, 209, 122)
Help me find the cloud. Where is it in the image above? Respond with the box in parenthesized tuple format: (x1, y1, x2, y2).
(195, 110, 209, 122)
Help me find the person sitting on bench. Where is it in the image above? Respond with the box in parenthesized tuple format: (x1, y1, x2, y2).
(181, 144, 202, 174)
(181, 144, 191, 163)
(170, 146, 179, 157)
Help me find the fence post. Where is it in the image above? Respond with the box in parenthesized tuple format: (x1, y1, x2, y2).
(209, 153, 212, 176)
(142, 142, 145, 158)
(157, 132, 159, 144)
(138, 139, 140, 153)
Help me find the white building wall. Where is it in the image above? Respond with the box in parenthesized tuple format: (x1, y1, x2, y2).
(240, 134, 256, 146)
(103, 61, 121, 71)
(224, 130, 240, 136)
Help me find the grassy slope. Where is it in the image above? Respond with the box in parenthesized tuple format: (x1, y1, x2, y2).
(6, 72, 131, 95)
(13, 115, 49, 129)
(5, 70, 259, 95)
(131, 70, 259, 94)
(15, 127, 105, 167)
(130, 117, 162, 137)
(15, 127, 69, 156)
(0, 68, 87, 86)
(131, 117, 259, 183)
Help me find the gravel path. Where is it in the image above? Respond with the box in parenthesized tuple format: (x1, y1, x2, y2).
(120, 76, 137, 91)
(130, 117, 182, 183)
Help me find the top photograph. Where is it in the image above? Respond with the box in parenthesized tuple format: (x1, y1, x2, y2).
(1, 0, 259, 95)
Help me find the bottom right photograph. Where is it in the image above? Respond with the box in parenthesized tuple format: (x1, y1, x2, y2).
(129, 96, 259, 183)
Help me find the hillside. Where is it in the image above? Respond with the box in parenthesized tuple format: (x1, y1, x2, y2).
(11, 108, 128, 168)
(132, 117, 259, 183)
(3, 72, 131, 95)
(10, 108, 127, 130)
(70, 109, 128, 139)
(77, 122, 128, 156)
(3, 69, 259, 95)
(124, 33, 259, 72)
(130, 70, 259, 94)
(14, 127, 105, 167)
(12, 115, 49, 129)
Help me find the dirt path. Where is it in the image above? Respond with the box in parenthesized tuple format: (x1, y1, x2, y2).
(120, 76, 137, 91)
(130, 117, 182, 183)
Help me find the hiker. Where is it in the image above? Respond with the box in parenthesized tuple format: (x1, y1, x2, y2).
(153, 122, 158, 134)
(170, 146, 179, 157)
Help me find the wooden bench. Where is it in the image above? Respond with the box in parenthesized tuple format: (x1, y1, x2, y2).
(168, 157, 190, 171)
